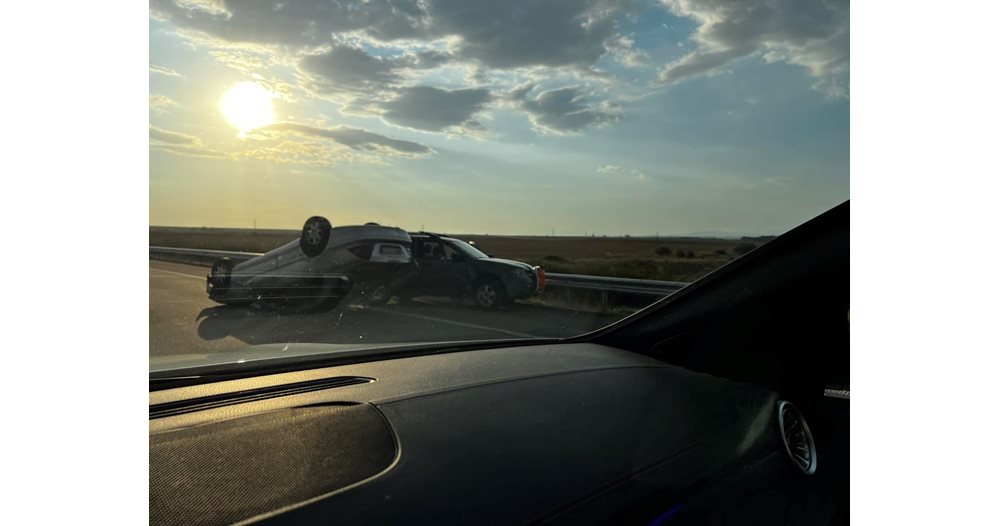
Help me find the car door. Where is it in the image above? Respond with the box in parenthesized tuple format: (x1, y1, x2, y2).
(433, 242, 476, 295)
(406, 239, 460, 297)
(404, 238, 441, 296)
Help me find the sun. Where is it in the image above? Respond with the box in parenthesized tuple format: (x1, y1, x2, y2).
(220, 82, 275, 133)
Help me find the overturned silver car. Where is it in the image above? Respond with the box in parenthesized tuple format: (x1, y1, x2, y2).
(207, 217, 414, 311)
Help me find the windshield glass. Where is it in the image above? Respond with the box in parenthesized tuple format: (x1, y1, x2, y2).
(149, 1, 848, 371)
(447, 239, 489, 260)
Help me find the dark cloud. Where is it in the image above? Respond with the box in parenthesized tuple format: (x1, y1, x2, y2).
(298, 45, 455, 97)
(425, 0, 625, 68)
(262, 122, 433, 155)
(658, 0, 849, 95)
(152, 0, 639, 134)
(513, 86, 619, 133)
(299, 45, 403, 94)
(381, 86, 491, 132)
(149, 126, 201, 146)
(149, 0, 427, 46)
(152, 0, 627, 70)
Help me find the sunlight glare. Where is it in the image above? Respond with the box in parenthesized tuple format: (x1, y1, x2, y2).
(220, 82, 275, 133)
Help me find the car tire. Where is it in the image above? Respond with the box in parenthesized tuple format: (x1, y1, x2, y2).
(210, 258, 234, 287)
(299, 216, 332, 258)
(209, 259, 251, 306)
(473, 278, 507, 310)
(209, 258, 240, 305)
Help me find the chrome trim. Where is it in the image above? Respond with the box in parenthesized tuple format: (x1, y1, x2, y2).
(823, 388, 850, 399)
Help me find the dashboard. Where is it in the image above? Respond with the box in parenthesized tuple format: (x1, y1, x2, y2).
(151, 342, 812, 525)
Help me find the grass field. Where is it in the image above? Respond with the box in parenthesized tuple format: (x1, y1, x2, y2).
(150, 227, 769, 283)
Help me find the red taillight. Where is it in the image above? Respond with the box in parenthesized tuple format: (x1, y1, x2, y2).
(537, 267, 547, 291)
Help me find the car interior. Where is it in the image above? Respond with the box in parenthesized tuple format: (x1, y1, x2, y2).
(149, 201, 848, 525)
(422, 242, 441, 259)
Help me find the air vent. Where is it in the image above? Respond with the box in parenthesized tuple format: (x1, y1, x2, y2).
(777, 401, 817, 474)
(150, 376, 374, 419)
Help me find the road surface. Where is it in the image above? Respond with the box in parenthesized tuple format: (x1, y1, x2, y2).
(150, 260, 623, 358)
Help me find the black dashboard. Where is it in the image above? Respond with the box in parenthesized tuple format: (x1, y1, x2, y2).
(151, 343, 813, 525)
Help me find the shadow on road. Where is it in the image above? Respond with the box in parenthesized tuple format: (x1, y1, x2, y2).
(196, 303, 362, 344)
(194, 298, 617, 349)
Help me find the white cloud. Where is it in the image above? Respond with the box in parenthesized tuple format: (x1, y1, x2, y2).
(607, 35, 649, 68)
(597, 164, 649, 181)
(630, 169, 650, 182)
(152, 144, 225, 158)
(657, 0, 849, 97)
(149, 64, 183, 77)
(149, 95, 178, 112)
(149, 125, 201, 146)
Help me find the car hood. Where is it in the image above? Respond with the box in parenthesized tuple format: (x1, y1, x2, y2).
(476, 258, 535, 271)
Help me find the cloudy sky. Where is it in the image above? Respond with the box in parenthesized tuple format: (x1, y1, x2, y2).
(149, 0, 849, 236)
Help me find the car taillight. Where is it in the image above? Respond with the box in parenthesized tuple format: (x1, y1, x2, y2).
(536, 267, 546, 291)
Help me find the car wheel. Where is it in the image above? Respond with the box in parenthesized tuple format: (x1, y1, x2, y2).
(209, 261, 251, 306)
(208, 258, 239, 305)
(299, 216, 332, 258)
(210, 258, 233, 287)
(473, 278, 507, 310)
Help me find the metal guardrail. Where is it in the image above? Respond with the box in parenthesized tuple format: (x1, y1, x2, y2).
(150, 246, 259, 264)
(150, 246, 688, 297)
(545, 273, 686, 296)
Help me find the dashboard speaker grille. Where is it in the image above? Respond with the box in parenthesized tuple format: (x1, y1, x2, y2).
(150, 404, 396, 526)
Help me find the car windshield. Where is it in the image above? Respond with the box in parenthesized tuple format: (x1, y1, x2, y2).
(149, 1, 848, 372)
(448, 239, 490, 260)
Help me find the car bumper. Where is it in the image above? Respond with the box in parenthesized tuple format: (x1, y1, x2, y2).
(506, 267, 546, 299)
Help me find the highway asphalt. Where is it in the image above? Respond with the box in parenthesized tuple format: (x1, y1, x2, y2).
(150, 260, 623, 358)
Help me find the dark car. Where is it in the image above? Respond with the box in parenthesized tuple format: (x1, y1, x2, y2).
(393, 233, 546, 309)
